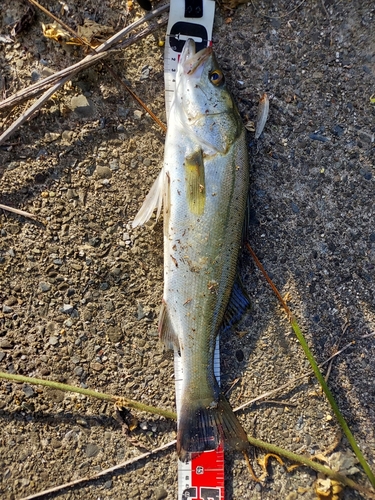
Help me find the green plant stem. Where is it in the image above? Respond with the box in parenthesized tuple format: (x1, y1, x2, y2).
(0, 372, 176, 420)
(1, 371, 374, 497)
(246, 242, 375, 489)
(247, 435, 375, 499)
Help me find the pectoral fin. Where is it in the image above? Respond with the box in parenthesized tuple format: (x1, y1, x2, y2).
(132, 168, 165, 228)
(185, 150, 205, 215)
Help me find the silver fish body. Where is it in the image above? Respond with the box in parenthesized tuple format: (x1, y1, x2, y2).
(133, 40, 250, 462)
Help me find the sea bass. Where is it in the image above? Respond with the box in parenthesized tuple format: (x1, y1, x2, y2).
(132, 39, 250, 462)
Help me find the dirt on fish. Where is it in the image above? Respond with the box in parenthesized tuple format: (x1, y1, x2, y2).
(0, 1, 374, 499)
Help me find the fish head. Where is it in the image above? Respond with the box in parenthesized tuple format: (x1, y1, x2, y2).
(174, 39, 242, 154)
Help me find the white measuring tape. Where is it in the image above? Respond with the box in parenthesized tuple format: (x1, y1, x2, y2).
(164, 2, 224, 499)
(164, 0, 215, 119)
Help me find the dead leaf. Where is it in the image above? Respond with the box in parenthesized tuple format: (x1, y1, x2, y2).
(42, 22, 71, 43)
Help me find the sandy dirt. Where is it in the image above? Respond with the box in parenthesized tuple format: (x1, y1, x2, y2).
(0, 0, 375, 499)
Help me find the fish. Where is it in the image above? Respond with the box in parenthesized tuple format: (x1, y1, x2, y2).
(132, 39, 250, 462)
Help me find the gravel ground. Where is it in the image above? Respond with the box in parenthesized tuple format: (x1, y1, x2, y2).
(1, 1, 375, 499)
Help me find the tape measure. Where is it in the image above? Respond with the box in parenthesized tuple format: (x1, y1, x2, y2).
(164, 2, 224, 498)
(164, 0, 215, 119)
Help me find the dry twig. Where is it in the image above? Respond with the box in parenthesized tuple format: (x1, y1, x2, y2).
(0, 203, 38, 220)
(0, 3, 169, 146)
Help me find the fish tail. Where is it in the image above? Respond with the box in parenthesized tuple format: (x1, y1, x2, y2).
(177, 394, 248, 462)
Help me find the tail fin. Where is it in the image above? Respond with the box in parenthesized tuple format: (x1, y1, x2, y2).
(177, 394, 248, 462)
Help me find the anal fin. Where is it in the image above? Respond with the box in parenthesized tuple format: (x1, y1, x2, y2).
(158, 300, 180, 352)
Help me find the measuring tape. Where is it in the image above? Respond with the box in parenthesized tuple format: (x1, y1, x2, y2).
(164, 2, 224, 499)
(164, 0, 215, 119)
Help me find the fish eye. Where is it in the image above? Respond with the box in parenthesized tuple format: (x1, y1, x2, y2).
(209, 69, 225, 86)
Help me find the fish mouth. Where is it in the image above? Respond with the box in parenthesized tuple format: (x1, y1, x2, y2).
(180, 39, 212, 77)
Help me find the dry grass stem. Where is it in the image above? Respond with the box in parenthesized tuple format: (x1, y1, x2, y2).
(18, 439, 176, 500)
(0, 3, 169, 145)
(0, 203, 37, 219)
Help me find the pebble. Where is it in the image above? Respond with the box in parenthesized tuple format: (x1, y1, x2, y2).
(104, 480, 112, 489)
(0, 339, 13, 349)
(4, 296, 17, 306)
(50, 438, 62, 449)
(85, 443, 100, 458)
(107, 326, 123, 343)
(109, 159, 119, 171)
(291, 202, 300, 214)
(49, 336, 59, 346)
(61, 304, 74, 314)
(134, 110, 143, 120)
(91, 362, 103, 372)
(39, 282, 51, 292)
(309, 133, 330, 143)
(74, 366, 84, 377)
(332, 124, 344, 137)
(22, 385, 35, 398)
(2, 305, 13, 314)
(70, 95, 95, 117)
(155, 488, 168, 500)
(95, 166, 112, 179)
(0, 352, 5, 362)
(44, 132, 61, 143)
(137, 303, 146, 320)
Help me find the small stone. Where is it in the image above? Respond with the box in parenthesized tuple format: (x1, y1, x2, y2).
(39, 282, 51, 292)
(4, 296, 17, 306)
(95, 166, 112, 179)
(74, 366, 84, 377)
(133, 110, 143, 120)
(2, 305, 13, 314)
(22, 385, 35, 398)
(291, 202, 300, 214)
(66, 188, 77, 199)
(49, 336, 59, 346)
(103, 480, 112, 489)
(109, 159, 119, 171)
(44, 132, 61, 143)
(107, 326, 123, 343)
(51, 438, 62, 449)
(61, 304, 74, 314)
(332, 124, 344, 137)
(91, 362, 103, 372)
(137, 303, 145, 320)
(31, 70, 40, 82)
(235, 349, 244, 362)
(70, 95, 94, 117)
(155, 488, 168, 500)
(85, 443, 100, 458)
(0, 351, 6, 361)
